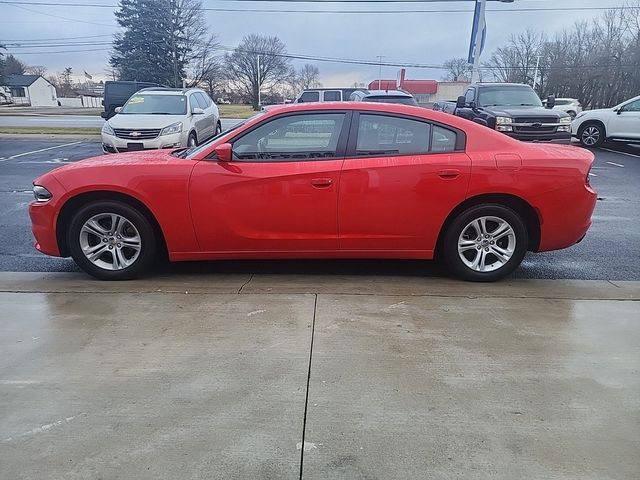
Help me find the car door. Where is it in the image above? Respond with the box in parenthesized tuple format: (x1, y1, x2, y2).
(189, 111, 350, 253)
(189, 93, 208, 141)
(195, 92, 215, 139)
(338, 112, 471, 254)
(608, 98, 640, 139)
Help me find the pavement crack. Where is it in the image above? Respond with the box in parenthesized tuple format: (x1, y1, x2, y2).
(607, 280, 622, 288)
(299, 293, 318, 480)
(237, 273, 254, 294)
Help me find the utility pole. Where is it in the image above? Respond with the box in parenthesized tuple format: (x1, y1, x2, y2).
(257, 54, 261, 109)
(376, 55, 384, 90)
(532, 54, 541, 92)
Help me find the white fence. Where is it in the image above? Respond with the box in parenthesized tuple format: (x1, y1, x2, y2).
(58, 96, 103, 108)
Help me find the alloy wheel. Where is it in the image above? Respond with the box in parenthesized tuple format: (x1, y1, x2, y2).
(79, 213, 142, 270)
(581, 126, 600, 146)
(457, 216, 516, 272)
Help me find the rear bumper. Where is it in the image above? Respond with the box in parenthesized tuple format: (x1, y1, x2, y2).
(536, 183, 597, 252)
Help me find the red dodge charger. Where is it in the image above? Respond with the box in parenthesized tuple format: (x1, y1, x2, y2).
(29, 102, 597, 281)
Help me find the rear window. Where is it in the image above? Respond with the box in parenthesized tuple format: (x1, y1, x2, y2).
(105, 83, 139, 98)
(323, 91, 341, 101)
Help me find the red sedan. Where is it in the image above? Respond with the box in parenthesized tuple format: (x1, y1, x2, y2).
(29, 102, 597, 281)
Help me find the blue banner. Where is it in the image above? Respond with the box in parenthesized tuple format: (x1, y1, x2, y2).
(468, 0, 486, 64)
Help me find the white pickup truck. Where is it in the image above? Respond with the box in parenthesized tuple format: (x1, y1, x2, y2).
(572, 95, 640, 147)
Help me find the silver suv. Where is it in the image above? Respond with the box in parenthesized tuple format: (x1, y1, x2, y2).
(101, 87, 221, 153)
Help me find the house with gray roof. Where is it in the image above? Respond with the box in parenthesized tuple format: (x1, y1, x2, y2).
(2, 75, 58, 107)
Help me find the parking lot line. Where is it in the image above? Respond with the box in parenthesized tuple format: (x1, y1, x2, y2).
(606, 161, 625, 167)
(602, 148, 640, 159)
(6, 141, 83, 160)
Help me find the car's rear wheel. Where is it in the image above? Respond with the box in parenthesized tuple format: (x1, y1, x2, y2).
(188, 132, 198, 147)
(578, 123, 605, 148)
(215, 121, 222, 135)
(67, 201, 156, 280)
(442, 204, 528, 282)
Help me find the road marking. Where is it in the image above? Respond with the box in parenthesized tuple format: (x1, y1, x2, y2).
(605, 161, 625, 167)
(6, 141, 82, 160)
(589, 173, 597, 177)
(602, 147, 640, 159)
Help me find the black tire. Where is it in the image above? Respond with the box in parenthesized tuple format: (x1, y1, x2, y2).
(578, 122, 605, 148)
(67, 200, 157, 280)
(188, 132, 198, 147)
(442, 204, 528, 282)
(215, 121, 222, 135)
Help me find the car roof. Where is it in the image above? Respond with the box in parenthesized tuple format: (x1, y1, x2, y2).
(475, 83, 533, 88)
(137, 87, 202, 95)
(364, 90, 413, 97)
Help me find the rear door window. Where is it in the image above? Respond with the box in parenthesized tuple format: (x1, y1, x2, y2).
(355, 114, 431, 155)
(195, 92, 211, 108)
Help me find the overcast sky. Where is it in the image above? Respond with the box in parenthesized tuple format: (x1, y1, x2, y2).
(1, 0, 618, 85)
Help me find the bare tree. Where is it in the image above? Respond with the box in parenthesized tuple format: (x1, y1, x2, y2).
(225, 34, 292, 109)
(484, 29, 544, 85)
(296, 64, 321, 90)
(56, 67, 75, 97)
(25, 65, 47, 76)
(442, 58, 472, 82)
(188, 34, 223, 96)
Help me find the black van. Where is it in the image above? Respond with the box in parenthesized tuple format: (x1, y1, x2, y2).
(101, 80, 162, 119)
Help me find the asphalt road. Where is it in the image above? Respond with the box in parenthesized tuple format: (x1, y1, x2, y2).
(0, 116, 243, 130)
(0, 138, 638, 280)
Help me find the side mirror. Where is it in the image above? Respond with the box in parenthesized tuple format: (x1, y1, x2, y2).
(546, 95, 555, 109)
(192, 107, 205, 115)
(214, 143, 232, 162)
(615, 107, 623, 115)
(114, 106, 122, 113)
(456, 95, 466, 109)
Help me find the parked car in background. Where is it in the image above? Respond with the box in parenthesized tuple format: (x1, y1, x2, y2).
(548, 97, 582, 118)
(439, 83, 572, 143)
(32, 102, 596, 282)
(101, 80, 162, 119)
(349, 89, 418, 106)
(0, 86, 13, 104)
(572, 94, 640, 147)
(294, 88, 364, 103)
(101, 87, 221, 153)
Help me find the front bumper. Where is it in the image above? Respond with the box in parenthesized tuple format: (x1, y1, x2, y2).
(505, 131, 572, 144)
(101, 131, 186, 153)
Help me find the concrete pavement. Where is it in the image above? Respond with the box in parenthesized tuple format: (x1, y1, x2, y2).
(1, 273, 638, 479)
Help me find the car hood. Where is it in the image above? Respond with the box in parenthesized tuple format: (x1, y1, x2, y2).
(106, 114, 185, 129)
(579, 107, 612, 116)
(488, 106, 567, 119)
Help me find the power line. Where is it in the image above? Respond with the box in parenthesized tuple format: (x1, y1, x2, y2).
(0, 34, 113, 42)
(0, 0, 636, 13)
(6, 42, 639, 72)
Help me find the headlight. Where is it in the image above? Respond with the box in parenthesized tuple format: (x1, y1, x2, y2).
(495, 116, 513, 132)
(33, 185, 52, 202)
(161, 122, 182, 136)
(560, 116, 572, 124)
(101, 122, 114, 136)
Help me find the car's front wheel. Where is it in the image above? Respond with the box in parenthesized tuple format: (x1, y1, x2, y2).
(67, 201, 156, 280)
(215, 121, 222, 135)
(188, 132, 198, 147)
(578, 123, 605, 148)
(442, 204, 528, 282)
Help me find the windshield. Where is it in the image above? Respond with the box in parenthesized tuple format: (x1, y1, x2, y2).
(365, 97, 418, 106)
(178, 113, 265, 159)
(120, 94, 187, 115)
(477, 87, 543, 107)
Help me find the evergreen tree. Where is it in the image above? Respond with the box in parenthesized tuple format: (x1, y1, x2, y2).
(110, 0, 206, 87)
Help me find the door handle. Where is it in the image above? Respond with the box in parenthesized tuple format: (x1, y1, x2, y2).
(438, 169, 461, 179)
(311, 178, 333, 188)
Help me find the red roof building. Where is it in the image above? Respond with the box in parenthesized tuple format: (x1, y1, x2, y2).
(368, 69, 468, 105)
